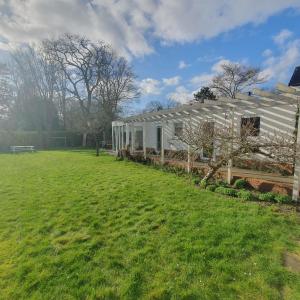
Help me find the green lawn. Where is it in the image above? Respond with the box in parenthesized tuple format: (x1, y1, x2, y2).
(0, 150, 299, 299)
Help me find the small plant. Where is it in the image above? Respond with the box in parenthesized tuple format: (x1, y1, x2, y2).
(237, 189, 254, 201)
(234, 179, 248, 189)
(215, 187, 237, 197)
(258, 192, 276, 202)
(200, 179, 207, 188)
(193, 178, 200, 185)
(206, 185, 216, 192)
(274, 194, 292, 204)
(216, 180, 228, 188)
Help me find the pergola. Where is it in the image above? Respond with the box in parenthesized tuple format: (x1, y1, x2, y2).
(112, 83, 300, 201)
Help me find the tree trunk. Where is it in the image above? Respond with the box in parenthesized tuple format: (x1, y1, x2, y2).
(202, 166, 218, 182)
(82, 132, 87, 147)
(201, 157, 231, 183)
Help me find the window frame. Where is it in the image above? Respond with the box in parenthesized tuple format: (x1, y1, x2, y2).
(174, 121, 184, 138)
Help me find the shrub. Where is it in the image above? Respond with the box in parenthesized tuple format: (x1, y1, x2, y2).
(258, 192, 276, 202)
(193, 178, 200, 185)
(234, 179, 248, 189)
(274, 194, 292, 204)
(215, 187, 237, 197)
(216, 180, 228, 188)
(237, 189, 254, 201)
(206, 185, 216, 192)
(200, 179, 207, 188)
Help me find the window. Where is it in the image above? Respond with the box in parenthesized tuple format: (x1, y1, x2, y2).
(157, 126, 162, 151)
(174, 122, 183, 137)
(135, 129, 143, 150)
(241, 117, 260, 136)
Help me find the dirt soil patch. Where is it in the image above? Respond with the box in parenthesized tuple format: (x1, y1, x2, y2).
(284, 246, 300, 273)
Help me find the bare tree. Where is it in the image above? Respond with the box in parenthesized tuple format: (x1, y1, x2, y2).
(177, 119, 295, 183)
(143, 99, 178, 113)
(211, 63, 265, 99)
(43, 34, 138, 147)
(43, 34, 108, 145)
(95, 54, 139, 143)
(2, 46, 61, 131)
(143, 100, 164, 113)
(0, 63, 13, 120)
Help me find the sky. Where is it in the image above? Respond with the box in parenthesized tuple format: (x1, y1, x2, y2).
(0, 0, 300, 114)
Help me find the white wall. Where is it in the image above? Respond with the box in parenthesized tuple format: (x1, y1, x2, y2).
(126, 103, 297, 155)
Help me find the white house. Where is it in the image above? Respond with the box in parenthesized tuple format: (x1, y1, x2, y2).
(112, 69, 300, 200)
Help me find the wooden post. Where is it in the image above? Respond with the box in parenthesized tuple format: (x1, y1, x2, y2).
(131, 125, 135, 153)
(112, 125, 115, 152)
(121, 126, 124, 149)
(161, 122, 165, 164)
(126, 124, 129, 147)
(115, 126, 118, 151)
(292, 98, 300, 202)
(227, 159, 233, 184)
(143, 122, 147, 159)
(187, 145, 191, 173)
(227, 108, 234, 184)
(118, 126, 121, 150)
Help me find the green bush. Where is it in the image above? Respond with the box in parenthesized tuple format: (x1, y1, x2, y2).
(274, 194, 292, 204)
(258, 192, 276, 202)
(234, 179, 248, 189)
(200, 179, 207, 188)
(193, 178, 200, 185)
(206, 185, 216, 192)
(216, 180, 228, 188)
(237, 189, 254, 201)
(215, 187, 237, 197)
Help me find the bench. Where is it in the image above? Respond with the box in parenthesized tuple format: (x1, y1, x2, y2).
(10, 146, 36, 153)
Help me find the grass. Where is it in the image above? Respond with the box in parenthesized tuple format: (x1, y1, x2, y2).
(0, 150, 299, 299)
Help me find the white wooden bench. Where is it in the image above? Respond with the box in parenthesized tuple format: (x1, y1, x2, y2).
(10, 146, 36, 153)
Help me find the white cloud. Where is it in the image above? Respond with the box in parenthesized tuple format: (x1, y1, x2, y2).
(260, 38, 300, 82)
(273, 29, 293, 45)
(178, 60, 190, 69)
(167, 86, 193, 104)
(211, 59, 232, 73)
(0, 1, 300, 57)
(139, 78, 161, 95)
(197, 55, 224, 63)
(262, 49, 273, 57)
(190, 58, 233, 87)
(162, 76, 181, 86)
(190, 74, 214, 87)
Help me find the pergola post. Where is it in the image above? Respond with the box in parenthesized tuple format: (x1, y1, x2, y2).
(121, 126, 124, 149)
(112, 125, 115, 152)
(161, 122, 165, 164)
(143, 122, 147, 159)
(115, 126, 119, 152)
(118, 126, 121, 151)
(126, 124, 129, 148)
(187, 145, 191, 173)
(227, 108, 234, 184)
(292, 99, 300, 202)
(131, 125, 135, 153)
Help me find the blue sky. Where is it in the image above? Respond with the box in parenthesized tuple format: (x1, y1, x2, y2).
(129, 8, 300, 113)
(0, 1, 300, 114)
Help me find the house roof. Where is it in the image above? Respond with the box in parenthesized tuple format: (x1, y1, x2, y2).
(113, 84, 300, 124)
(289, 66, 300, 87)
